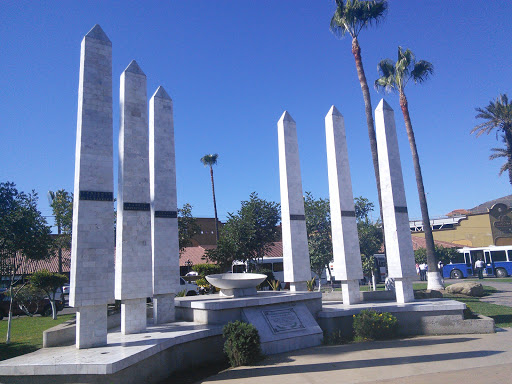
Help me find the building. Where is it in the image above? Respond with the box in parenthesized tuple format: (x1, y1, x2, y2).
(411, 195, 512, 248)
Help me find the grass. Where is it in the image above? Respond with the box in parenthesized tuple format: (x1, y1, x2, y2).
(412, 283, 512, 328)
(0, 314, 75, 361)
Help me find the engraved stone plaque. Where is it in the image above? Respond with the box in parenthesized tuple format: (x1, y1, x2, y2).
(262, 308, 305, 334)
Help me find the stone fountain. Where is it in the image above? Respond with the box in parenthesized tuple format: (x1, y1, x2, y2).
(206, 273, 267, 298)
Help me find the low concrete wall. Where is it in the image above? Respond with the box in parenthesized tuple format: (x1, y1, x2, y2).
(322, 290, 395, 302)
(43, 307, 153, 348)
(1, 335, 225, 384)
(318, 302, 495, 338)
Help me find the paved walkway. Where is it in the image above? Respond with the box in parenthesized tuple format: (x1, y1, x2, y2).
(201, 280, 512, 384)
(201, 328, 512, 384)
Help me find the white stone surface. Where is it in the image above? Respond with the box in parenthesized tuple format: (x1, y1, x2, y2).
(76, 305, 108, 349)
(121, 298, 147, 334)
(70, 24, 114, 348)
(277, 111, 311, 290)
(116, 60, 152, 332)
(241, 303, 323, 355)
(375, 99, 416, 303)
(205, 273, 267, 289)
(153, 294, 175, 324)
(325, 105, 363, 305)
(149, 86, 179, 303)
(0, 322, 222, 376)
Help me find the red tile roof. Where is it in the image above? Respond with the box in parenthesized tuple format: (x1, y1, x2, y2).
(2, 249, 71, 276)
(410, 237, 461, 251)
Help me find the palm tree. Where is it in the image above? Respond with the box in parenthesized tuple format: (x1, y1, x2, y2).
(374, 47, 442, 289)
(330, 0, 388, 217)
(489, 135, 512, 180)
(472, 94, 512, 186)
(200, 154, 220, 242)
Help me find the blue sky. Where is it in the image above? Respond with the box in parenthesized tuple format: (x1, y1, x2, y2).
(1, 1, 511, 231)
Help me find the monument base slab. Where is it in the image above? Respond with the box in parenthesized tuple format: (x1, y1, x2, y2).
(242, 303, 323, 355)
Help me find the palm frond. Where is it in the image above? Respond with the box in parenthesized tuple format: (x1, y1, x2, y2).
(330, 0, 388, 38)
(411, 60, 434, 83)
(200, 154, 219, 166)
(472, 94, 512, 137)
(375, 59, 396, 93)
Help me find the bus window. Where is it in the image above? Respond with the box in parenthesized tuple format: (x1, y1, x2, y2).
(464, 252, 471, 266)
(470, 250, 484, 264)
(450, 252, 465, 264)
(273, 262, 284, 272)
(491, 250, 507, 262)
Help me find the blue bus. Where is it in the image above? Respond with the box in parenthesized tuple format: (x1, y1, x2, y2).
(442, 245, 512, 279)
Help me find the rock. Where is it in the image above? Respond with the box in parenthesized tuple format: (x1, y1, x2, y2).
(446, 282, 484, 297)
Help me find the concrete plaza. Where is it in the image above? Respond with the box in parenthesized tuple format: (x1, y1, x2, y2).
(202, 327, 512, 384)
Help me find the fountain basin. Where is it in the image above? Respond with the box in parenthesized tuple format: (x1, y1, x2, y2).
(206, 273, 267, 297)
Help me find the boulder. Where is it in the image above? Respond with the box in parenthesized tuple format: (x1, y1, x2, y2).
(446, 282, 484, 297)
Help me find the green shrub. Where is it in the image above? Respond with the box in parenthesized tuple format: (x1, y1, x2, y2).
(353, 309, 398, 341)
(192, 263, 221, 277)
(176, 289, 187, 297)
(306, 277, 316, 292)
(268, 280, 281, 291)
(223, 321, 262, 367)
(323, 329, 350, 345)
(257, 268, 275, 289)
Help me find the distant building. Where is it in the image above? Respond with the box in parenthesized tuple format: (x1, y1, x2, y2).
(411, 195, 512, 247)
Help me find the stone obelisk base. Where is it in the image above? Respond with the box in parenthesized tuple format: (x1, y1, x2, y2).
(341, 280, 361, 305)
(76, 305, 107, 349)
(121, 298, 147, 334)
(395, 278, 415, 303)
(290, 281, 307, 292)
(153, 294, 175, 324)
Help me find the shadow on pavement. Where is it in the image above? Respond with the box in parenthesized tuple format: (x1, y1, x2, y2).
(206, 350, 503, 381)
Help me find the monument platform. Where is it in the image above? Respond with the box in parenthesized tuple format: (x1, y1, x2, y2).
(318, 299, 495, 338)
(0, 322, 224, 384)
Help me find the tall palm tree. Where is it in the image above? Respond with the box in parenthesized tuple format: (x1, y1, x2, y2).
(472, 94, 512, 186)
(488, 134, 512, 181)
(200, 154, 220, 242)
(375, 47, 442, 289)
(330, 0, 388, 217)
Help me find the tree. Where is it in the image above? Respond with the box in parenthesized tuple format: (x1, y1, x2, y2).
(178, 203, 201, 253)
(304, 192, 332, 291)
(375, 46, 442, 290)
(48, 189, 73, 273)
(29, 270, 68, 320)
(471, 94, 512, 186)
(330, 0, 388, 220)
(414, 245, 458, 266)
(489, 135, 512, 178)
(355, 197, 383, 286)
(205, 192, 280, 271)
(0, 182, 54, 343)
(200, 154, 220, 242)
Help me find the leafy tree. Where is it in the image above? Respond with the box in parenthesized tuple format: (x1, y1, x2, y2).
(205, 192, 280, 271)
(178, 203, 201, 253)
(414, 245, 459, 266)
(375, 46, 441, 289)
(200, 154, 220, 242)
(355, 197, 383, 282)
(48, 189, 73, 273)
(330, 0, 388, 220)
(0, 182, 54, 343)
(304, 192, 332, 291)
(471, 94, 512, 186)
(29, 270, 68, 319)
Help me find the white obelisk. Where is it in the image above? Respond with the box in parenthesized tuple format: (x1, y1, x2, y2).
(116, 60, 152, 333)
(325, 105, 363, 304)
(70, 24, 114, 349)
(149, 86, 179, 324)
(278, 111, 311, 291)
(375, 99, 416, 303)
